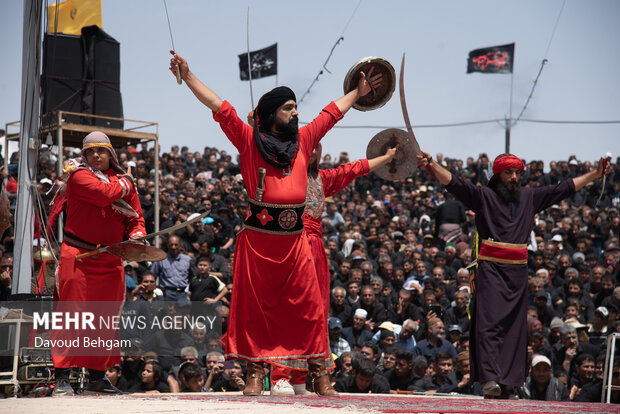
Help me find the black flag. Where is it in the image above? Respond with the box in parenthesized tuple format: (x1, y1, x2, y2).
(467, 43, 514, 74)
(238, 43, 277, 81)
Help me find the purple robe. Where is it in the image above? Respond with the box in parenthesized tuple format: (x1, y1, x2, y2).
(446, 175, 575, 387)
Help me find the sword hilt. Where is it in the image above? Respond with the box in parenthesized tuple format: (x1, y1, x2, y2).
(256, 168, 266, 202)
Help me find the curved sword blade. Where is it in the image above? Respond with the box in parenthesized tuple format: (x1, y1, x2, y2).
(399, 53, 421, 157)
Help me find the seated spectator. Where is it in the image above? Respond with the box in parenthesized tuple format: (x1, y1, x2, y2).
(210, 359, 246, 392)
(517, 355, 569, 401)
(341, 308, 373, 350)
(360, 341, 380, 367)
(205, 351, 225, 391)
(129, 362, 170, 393)
(395, 319, 418, 352)
(552, 324, 599, 377)
(333, 351, 353, 380)
(334, 357, 390, 394)
(105, 364, 129, 392)
(455, 351, 482, 395)
(377, 346, 397, 373)
(413, 317, 458, 362)
(412, 352, 459, 393)
(328, 317, 351, 357)
(179, 362, 208, 392)
(384, 349, 419, 392)
(587, 306, 609, 349)
(568, 353, 596, 400)
(574, 357, 620, 403)
(188, 256, 228, 304)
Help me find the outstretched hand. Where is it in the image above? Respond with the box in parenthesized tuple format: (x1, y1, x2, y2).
(416, 150, 433, 169)
(597, 155, 612, 178)
(169, 50, 189, 81)
(357, 66, 382, 97)
(385, 146, 398, 162)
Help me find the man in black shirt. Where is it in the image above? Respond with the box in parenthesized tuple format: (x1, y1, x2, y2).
(334, 357, 390, 394)
(412, 352, 459, 393)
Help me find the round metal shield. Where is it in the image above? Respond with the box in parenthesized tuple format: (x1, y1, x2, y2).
(107, 243, 168, 262)
(366, 128, 417, 181)
(343, 56, 396, 111)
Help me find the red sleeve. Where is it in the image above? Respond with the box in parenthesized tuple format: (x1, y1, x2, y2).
(212, 100, 253, 153)
(123, 188, 146, 239)
(300, 102, 344, 156)
(68, 170, 132, 207)
(320, 159, 370, 197)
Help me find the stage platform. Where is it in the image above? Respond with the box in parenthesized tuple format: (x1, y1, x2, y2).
(2, 392, 617, 413)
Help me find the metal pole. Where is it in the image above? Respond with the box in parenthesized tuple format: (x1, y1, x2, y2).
(154, 136, 160, 248)
(57, 112, 63, 242)
(246, 6, 254, 109)
(13, 0, 42, 294)
(505, 117, 510, 154)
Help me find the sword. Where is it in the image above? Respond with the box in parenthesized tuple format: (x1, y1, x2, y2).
(399, 53, 421, 158)
(163, 0, 182, 85)
(75, 210, 210, 260)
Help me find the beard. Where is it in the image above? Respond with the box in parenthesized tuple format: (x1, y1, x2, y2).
(492, 179, 521, 203)
(275, 116, 299, 137)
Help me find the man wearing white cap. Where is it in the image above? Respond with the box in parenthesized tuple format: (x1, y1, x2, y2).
(517, 355, 569, 401)
(341, 308, 373, 350)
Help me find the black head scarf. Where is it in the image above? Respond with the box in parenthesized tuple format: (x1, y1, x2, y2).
(253, 86, 299, 169)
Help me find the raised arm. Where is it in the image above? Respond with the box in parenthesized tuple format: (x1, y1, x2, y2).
(334, 67, 382, 115)
(572, 156, 611, 191)
(416, 150, 452, 185)
(368, 147, 398, 172)
(170, 51, 223, 112)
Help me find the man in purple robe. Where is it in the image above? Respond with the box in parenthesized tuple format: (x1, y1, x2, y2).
(417, 151, 611, 398)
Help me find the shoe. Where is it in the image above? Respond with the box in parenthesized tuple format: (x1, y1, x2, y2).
(52, 379, 75, 397)
(482, 381, 502, 398)
(83, 377, 123, 395)
(292, 383, 313, 396)
(270, 379, 295, 396)
(243, 361, 265, 396)
(305, 358, 339, 397)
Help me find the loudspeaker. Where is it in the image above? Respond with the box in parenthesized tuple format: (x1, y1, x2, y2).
(41, 33, 84, 126)
(81, 26, 123, 128)
(41, 26, 123, 128)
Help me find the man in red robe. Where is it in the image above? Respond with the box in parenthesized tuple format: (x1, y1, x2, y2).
(417, 150, 611, 398)
(270, 143, 398, 395)
(51, 131, 145, 396)
(169, 51, 381, 396)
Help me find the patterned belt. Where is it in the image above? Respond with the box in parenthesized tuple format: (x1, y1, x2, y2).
(478, 239, 528, 265)
(243, 198, 305, 235)
(63, 232, 98, 250)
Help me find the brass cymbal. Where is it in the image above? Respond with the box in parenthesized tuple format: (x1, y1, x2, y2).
(343, 56, 396, 111)
(107, 243, 167, 262)
(366, 128, 417, 181)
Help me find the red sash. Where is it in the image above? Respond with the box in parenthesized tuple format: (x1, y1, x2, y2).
(478, 239, 527, 265)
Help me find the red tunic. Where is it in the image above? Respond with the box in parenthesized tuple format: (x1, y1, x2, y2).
(304, 160, 370, 315)
(52, 168, 145, 371)
(214, 100, 343, 364)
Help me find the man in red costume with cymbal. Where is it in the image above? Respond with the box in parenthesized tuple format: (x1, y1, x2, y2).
(417, 150, 611, 399)
(170, 50, 381, 396)
(50, 131, 145, 396)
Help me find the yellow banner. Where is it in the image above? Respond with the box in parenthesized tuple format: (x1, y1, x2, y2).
(47, 0, 102, 35)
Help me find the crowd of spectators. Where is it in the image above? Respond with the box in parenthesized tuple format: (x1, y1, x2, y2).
(2, 141, 620, 401)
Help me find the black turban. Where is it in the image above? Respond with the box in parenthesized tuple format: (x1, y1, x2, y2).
(254, 86, 296, 131)
(253, 86, 299, 169)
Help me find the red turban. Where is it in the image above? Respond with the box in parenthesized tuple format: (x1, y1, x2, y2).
(492, 153, 524, 175)
(488, 153, 524, 187)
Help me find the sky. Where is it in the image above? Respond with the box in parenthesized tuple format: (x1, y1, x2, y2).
(1, 0, 619, 168)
